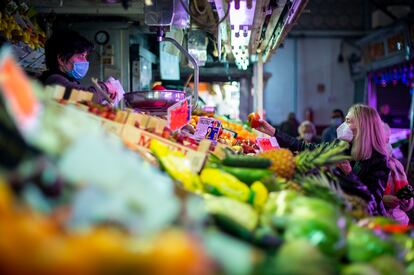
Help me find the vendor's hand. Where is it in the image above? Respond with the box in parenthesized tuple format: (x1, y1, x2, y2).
(337, 160, 352, 175)
(103, 81, 117, 100)
(256, 119, 276, 136)
(383, 195, 400, 209)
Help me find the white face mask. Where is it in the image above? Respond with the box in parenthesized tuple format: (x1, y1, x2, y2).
(336, 122, 353, 142)
(303, 133, 313, 141)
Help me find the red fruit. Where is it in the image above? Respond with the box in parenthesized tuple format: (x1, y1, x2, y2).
(102, 105, 111, 112)
(162, 128, 172, 139)
(153, 85, 166, 91)
(248, 112, 261, 128)
(107, 112, 116, 120)
(91, 107, 99, 114)
(100, 111, 108, 118)
(58, 99, 67, 104)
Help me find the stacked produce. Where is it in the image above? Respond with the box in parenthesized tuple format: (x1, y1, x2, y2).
(150, 129, 414, 274)
(1, 54, 414, 274)
(0, 5, 46, 49)
(189, 114, 259, 153)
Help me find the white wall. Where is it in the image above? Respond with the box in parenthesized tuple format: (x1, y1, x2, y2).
(264, 38, 354, 126)
(263, 39, 296, 125)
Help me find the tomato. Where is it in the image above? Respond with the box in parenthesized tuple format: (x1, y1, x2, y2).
(248, 112, 261, 128)
(107, 112, 116, 121)
(90, 107, 100, 114)
(153, 85, 166, 91)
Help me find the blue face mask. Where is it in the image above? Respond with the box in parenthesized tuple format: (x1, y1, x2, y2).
(67, 61, 89, 80)
(331, 118, 343, 127)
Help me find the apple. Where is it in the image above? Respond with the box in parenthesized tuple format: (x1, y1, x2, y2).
(247, 112, 261, 128)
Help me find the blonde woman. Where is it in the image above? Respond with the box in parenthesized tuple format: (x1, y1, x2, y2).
(297, 120, 321, 144)
(255, 104, 390, 216)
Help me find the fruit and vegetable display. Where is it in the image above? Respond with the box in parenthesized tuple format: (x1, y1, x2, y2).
(0, 7, 46, 49)
(1, 52, 414, 275)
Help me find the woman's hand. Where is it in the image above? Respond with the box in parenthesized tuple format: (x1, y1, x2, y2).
(255, 119, 276, 136)
(104, 81, 117, 100)
(337, 160, 352, 175)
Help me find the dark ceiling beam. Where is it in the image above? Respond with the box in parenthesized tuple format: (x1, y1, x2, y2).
(368, 0, 398, 21)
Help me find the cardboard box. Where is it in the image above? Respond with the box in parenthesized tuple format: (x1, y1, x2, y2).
(121, 125, 206, 172)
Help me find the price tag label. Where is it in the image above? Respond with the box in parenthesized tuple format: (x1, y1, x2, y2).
(256, 137, 279, 152)
(0, 49, 41, 134)
(167, 96, 191, 132)
(194, 117, 222, 141)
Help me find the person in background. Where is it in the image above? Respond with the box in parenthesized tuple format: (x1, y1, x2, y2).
(379, 104, 393, 125)
(39, 29, 116, 103)
(255, 104, 390, 216)
(280, 112, 300, 137)
(297, 120, 321, 144)
(382, 123, 413, 225)
(321, 109, 345, 143)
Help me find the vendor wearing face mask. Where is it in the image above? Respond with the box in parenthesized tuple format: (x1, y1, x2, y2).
(321, 109, 344, 143)
(253, 104, 390, 216)
(39, 30, 116, 103)
(297, 120, 320, 144)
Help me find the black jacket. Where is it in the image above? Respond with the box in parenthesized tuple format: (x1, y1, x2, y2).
(39, 70, 105, 103)
(275, 129, 390, 216)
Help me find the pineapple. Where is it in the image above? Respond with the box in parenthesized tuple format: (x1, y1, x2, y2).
(296, 173, 345, 206)
(259, 149, 296, 179)
(262, 176, 303, 193)
(295, 141, 350, 175)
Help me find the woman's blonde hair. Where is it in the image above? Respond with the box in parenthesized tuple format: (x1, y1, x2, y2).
(298, 120, 316, 136)
(349, 104, 388, 160)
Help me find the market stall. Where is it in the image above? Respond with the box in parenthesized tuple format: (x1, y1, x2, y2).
(1, 1, 414, 275)
(356, 17, 414, 173)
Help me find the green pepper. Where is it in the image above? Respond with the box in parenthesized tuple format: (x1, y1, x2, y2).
(221, 166, 272, 185)
(347, 225, 396, 262)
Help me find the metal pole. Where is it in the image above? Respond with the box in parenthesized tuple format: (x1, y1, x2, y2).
(256, 53, 264, 117)
(158, 31, 199, 110)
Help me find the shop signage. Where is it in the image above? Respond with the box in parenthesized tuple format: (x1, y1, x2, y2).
(256, 137, 279, 152)
(194, 117, 222, 141)
(167, 96, 192, 132)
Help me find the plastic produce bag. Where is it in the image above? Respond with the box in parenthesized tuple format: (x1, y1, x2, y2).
(59, 135, 180, 234)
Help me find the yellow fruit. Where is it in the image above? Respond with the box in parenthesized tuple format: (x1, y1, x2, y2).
(250, 181, 268, 211)
(258, 149, 296, 179)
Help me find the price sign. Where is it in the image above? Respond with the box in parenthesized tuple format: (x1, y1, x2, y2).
(256, 137, 279, 152)
(167, 96, 191, 132)
(194, 117, 222, 141)
(0, 48, 41, 134)
(202, 106, 215, 113)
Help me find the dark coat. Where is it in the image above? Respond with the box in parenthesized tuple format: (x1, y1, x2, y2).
(39, 70, 105, 103)
(275, 129, 390, 216)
